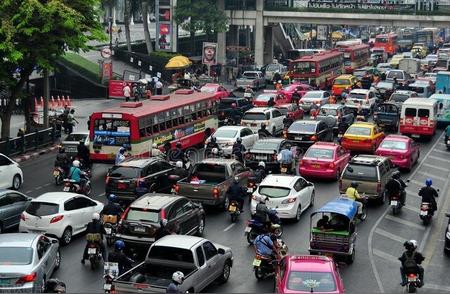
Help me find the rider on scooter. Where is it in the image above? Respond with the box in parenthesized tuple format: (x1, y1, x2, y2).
(385, 170, 407, 206)
(101, 194, 122, 222)
(254, 233, 277, 260)
(226, 176, 246, 211)
(68, 160, 86, 192)
(107, 240, 134, 275)
(419, 179, 438, 215)
(345, 182, 364, 216)
(254, 162, 267, 184)
(399, 240, 425, 287)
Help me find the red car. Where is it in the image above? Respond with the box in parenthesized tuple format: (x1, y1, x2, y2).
(276, 103, 304, 121)
(375, 134, 420, 171)
(299, 142, 350, 180)
(200, 83, 229, 99)
(275, 255, 345, 294)
(253, 91, 290, 107)
(279, 83, 313, 101)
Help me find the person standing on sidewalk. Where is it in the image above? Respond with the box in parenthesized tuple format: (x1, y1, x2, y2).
(155, 79, 163, 95)
(123, 83, 131, 102)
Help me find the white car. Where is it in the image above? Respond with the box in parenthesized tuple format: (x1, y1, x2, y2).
(61, 131, 90, 157)
(345, 89, 378, 113)
(299, 91, 330, 112)
(205, 126, 258, 156)
(376, 63, 392, 72)
(240, 107, 285, 135)
(0, 153, 23, 190)
(250, 175, 315, 221)
(19, 192, 103, 245)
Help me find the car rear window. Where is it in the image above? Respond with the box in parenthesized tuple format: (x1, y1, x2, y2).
(0, 247, 33, 265)
(148, 246, 194, 263)
(320, 108, 338, 116)
(258, 186, 291, 198)
(64, 133, 87, 142)
(404, 108, 417, 116)
(255, 94, 275, 102)
(109, 166, 140, 178)
(218, 100, 236, 109)
(214, 129, 238, 138)
(343, 163, 378, 181)
(126, 208, 159, 223)
(242, 113, 269, 121)
(346, 126, 371, 136)
(334, 79, 350, 85)
(380, 140, 407, 150)
(287, 271, 336, 292)
(390, 94, 409, 102)
(418, 109, 430, 118)
(26, 202, 59, 216)
(305, 148, 334, 159)
(289, 122, 316, 133)
(348, 93, 367, 100)
(252, 141, 280, 151)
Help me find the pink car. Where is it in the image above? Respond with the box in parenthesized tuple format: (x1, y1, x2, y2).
(299, 142, 350, 180)
(200, 83, 229, 99)
(279, 83, 313, 101)
(275, 255, 345, 294)
(375, 135, 420, 171)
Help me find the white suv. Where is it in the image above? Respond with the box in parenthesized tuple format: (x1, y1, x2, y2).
(345, 89, 377, 114)
(241, 107, 285, 135)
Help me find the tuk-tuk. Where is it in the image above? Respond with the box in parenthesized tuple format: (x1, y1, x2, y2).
(309, 198, 358, 264)
(373, 102, 400, 131)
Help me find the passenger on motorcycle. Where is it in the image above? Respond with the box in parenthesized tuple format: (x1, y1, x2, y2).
(107, 240, 134, 275)
(254, 233, 278, 260)
(69, 160, 86, 190)
(258, 123, 272, 138)
(151, 143, 163, 157)
(101, 194, 122, 222)
(229, 103, 241, 125)
(254, 162, 267, 184)
(232, 138, 246, 162)
(55, 147, 70, 175)
(345, 181, 364, 215)
(115, 147, 126, 165)
(77, 140, 91, 168)
(172, 161, 188, 179)
(206, 136, 220, 150)
(170, 142, 185, 163)
(166, 271, 184, 293)
(385, 171, 407, 205)
(419, 179, 438, 215)
(278, 144, 293, 173)
(226, 176, 246, 211)
(254, 196, 279, 230)
(81, 213, 106, 264)
(399, 240, 425, 287)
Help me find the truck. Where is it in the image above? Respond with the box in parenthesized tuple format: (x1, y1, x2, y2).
(398, 58, 420, 75)
(436, 71, 450, 94)
(112, 235, 233, 293)
(235, 71, 265, 90)
(174, 158, 253, 210)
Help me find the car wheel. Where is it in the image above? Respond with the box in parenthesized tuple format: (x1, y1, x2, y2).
(218, 261, 232, 284)
(54, 250, 61, 270)
(12, 174, 22, 190)
(295, 205, 302, 222)
(60, 227, 72, 246)
(197, 216, 205, 236)
(309, 190, 315, 208)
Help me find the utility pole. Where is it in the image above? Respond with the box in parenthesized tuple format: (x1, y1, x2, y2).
(43, 69, 49, 128)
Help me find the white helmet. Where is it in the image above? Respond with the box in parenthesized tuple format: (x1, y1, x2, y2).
(92, 212, 100, 220)
(172, 271, 184, 284)
(176, 161, 183, 168)
(410, 240, 418, 249)
(152, 143, 157, 148)
(259, 196, 268, 204)
(212, 148, 219, 155)
(73, 160, 80, 168)
(258, 161, 266, 168)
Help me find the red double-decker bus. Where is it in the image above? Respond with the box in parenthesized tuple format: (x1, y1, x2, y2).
(374, 33, 398, 56)
(338, 44, 370, 73)
(287, 50, 344, 89)
(89, 90, 218, 162)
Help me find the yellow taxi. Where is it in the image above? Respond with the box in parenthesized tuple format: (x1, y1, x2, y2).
(411, 45, 427, 59)
(332, 74, 358, 97)
(389, 54, 404, 69)
(341, 122, 385, 153)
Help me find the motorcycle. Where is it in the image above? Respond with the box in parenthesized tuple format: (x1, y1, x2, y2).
(245, 210, 283, 244)
(86, 240, 102, 270)
(420, 202, 433, 225)
(247, 176, 258, 197)
(405, 271, 421, 293)
(103, 262, 119, 293)
(244, 91, 254, 102)
(103, 221, 117, 246)
(253, 238, 288, 280)
(228, 200, 241, 223)
(53, 167, 65, 186)
(63, 173, 92, 196)
(389, 191, 404, 215)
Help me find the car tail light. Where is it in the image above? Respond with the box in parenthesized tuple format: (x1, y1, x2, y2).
(121, 206, 130, 221)
(399, 154, 405, 159)
(428, 119, 434, 127)
(311, 135, 317, 141)
(16, 272, 37, 285)
(21, 213, 26, 221)
(213, 188, 220, 198)
(105, 176, 110, 184)
(329, 162, 336, 169)
(281, 198, 296, 204)
(300, 160, 305, 166)
(50, 215, 64, 224)
(174, 184, 180, 194)
(376, 181, 381, 193)
(160, 209, 166, 220)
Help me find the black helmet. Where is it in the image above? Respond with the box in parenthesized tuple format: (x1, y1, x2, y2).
(58, 146, 65, 153)
(176, 142, 182, 148)
(261, 123, 266, 130)
(236, 137, 242, 143)
(211, 136, 216, 143)
(351, 181, 359, 188)
(392, 170, 401, 179)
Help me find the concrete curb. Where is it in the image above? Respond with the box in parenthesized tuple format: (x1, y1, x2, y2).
(13, 145, 59, 163)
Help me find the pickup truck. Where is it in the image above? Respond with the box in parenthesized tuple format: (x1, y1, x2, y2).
(112, 235, 233, 293)
(174, 158, 252, 210)
(236, 71, 265, 90)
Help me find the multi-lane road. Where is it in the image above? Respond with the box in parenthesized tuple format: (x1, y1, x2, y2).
(8, 98, 450, 293)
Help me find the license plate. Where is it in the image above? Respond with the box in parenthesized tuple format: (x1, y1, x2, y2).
(390, 200, 398, 206)
(252, 259, 262, 267)
(312, 164, 320, 169)
(228, 205, 236, 212)
(63, 186, 70, 192)
(247, 187, 254, 193)
(420, 210, 428, 216)
(281, 167, 287, 173)
(133, 226, 146, 233)
(244, 226, 251, 233)
(53, 171, 59, 176)
(295, 137, 302, 140)
(0, 279, 11, 286)
(105, 228, 112, 234)
(104, 284, 112, 291)
(88, 248, 97, 254)
(411, 134, 420, 138)
(408, 277, 417, 282)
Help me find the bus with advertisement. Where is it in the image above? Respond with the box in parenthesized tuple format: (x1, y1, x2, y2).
(374, 33, 399, 56)
(89, 90, 218, 162)
(338, 44, 370, 73)
(286, 50, 344, 89)
(286, 49, 325, 62)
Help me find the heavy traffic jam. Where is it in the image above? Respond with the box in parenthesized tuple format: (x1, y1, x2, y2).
(1, 28, 450, 294)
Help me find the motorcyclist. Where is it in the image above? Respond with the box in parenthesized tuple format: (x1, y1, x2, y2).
(81, 212, 106, 264)
(115, 147, 126, 165)
(77, 140, 90, 168)
(232, 137, 246, 162)
(244, 85, 255, 101)
(278, 144, 293, 173)
(45, 279, 66, 293)
(258, 123, 272, 138)
(229, 103, 242, 125)
(345, 181, 364, 216)
(399, 240, 425, 287)
(253, 233, 277, 260)
(267, 97, 276, 108)
(54, 146, 70, 176)
(254, 161, 267, 184)
(101, 194, 123, 222)
(226, 176, 246, 211)
(68, 160, 86, 191)
(172, 161, 188, 179)
(205, 136, 220, 156)
(155, 219, 172, 241)
(151, 143, 163, 157)
(107, 240, 134, 275)
(254, 196, 279, 230)
(272, 71, 282, 85)
(418, 179, 438, 215)
(166, 271, 184, 293)
(169, 142, 185, 163)
(385, 170, 407, 206)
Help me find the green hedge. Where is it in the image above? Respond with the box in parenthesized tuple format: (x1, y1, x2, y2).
(59, 53, 101, 83)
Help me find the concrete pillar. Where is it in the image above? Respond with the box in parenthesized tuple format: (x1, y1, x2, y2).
(254, 0, 264, 67)
(263, 26, 273, 65)
(229, 25, 239, 46)
(217, 0, 226, 65)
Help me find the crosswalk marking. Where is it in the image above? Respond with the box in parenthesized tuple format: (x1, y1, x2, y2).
(373, 249, 399, 262)
(375, 228, 408, 243)
(422, 163, 449, 172)
(384, 214, 425, 230)
(432, 149, 449, 155)
(428, 155, 450, 163)
(416, 171, 448, 182)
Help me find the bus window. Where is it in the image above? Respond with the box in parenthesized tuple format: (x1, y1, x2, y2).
(404, 108, 417, 117)
(139, 128, 147, 137)
(146, 126, 153, 135)
(418, 109, 429, 118)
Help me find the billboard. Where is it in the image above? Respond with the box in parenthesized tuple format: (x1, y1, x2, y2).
(202, 42, 218, 65)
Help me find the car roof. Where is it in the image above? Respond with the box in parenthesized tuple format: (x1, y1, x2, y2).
(336, 74, 354, 79)
(384, 134, 410, 142)
(215, 126, 248, 132)
(305, 90, 326, 94)
(321, 104, 342, 109)
(153, 235, 205, 250)
(261, 174, 301, 187)
(292, 120, 319, 126)
(130, 194, 182, 209)
(309, 142, 339, 149)
(246, 107, 272, 113)
(350, 89, 370, 94)
(254, 138, 285, 144)
(0, 233, 39, 247)
(350, 154, 387, 165)
(200, 158, 241, 165)
(287, 255, 334, 272)
(221, 97, 246, 102)
(351, 122, 375, 128)
(403, 98, 436, 106)
(393, 90, 415, 95)
(118, 157, 162, 168)
(33, 192, 81, 203)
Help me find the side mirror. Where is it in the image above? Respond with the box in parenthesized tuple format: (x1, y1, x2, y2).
(406, 179, 410, 183)
(51, 239, 58, 244)
(217, 248, 225, 255)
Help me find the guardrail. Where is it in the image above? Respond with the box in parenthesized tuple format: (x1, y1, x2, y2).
(0, 127, 59, 157)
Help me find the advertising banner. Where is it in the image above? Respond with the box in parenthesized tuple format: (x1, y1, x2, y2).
(202, 42, 218, 65)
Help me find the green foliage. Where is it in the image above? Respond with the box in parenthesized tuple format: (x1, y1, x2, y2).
(174, 0, 228, 36)
(59, 53, 101, 83)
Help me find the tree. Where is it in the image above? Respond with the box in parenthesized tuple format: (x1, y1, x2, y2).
(174, 0, 228, 54)
(124, 0, 132, 51)
(0, 0, 105, 139)
(141, 0, 153, 54)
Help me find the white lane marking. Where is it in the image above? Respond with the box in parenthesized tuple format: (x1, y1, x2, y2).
(25, 190, 32, 194)
(403, 204, 420, 213)
(373, 249, 399, 263)
(416, 171, 447, 182)
(375, 228, 408, 244)
(35, 186, 42, 190)
(423, 283, 450, 292)
(429, 155, 450, 163)
(223, 223, 236, 232)
(409, 179, 425, 186)
(44, 183, 51, 187)
(384, 214, 426, 230)
(405, 189, 420, 197)
(437, 142, 446, 146)
(422, 163, 449, 172)
(432, 149, 449, 155)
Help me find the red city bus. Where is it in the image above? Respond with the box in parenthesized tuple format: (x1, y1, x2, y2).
(338, 44, 370, 73)
(374, 33, 398, 56)
(286, 50, 344, 89)
(89, 90, 219, 162)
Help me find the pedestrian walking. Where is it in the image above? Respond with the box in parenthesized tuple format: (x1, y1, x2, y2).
(123, 83, 131, 102)
(155, 80, 163, 95)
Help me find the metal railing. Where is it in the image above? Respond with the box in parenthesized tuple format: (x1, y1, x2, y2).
(0, 127, 59, 157)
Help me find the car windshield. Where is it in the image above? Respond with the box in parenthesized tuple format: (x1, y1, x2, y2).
(289, 122, 316, 133)
(200, 87, 216, 93)
(256, 94, 275, 101)
(218, 100, 237, 109)
(380, 140, 407, 150)
(266, 64, 281, 71)
(0, 247, 33, 265)
(242, 113, 268, 121)
(214, 129, 238, 138)
(320, 108, 338, 116)
(390, 94, 409, 102)
(305, 148, 334, 159)
(148, 246, 194, 263)
(109, 166, 140, 178)
(343, 163, 378, 181)
(126, 208, 159, 223)
(252, 141, 280, 151)
(353, 71, 366, 78)
(334, 79, 350, 85)
(26, 202, 59, 216)
(387, 71, 404, 79)
(376, 82, 394, 89)
(242, 72, 258, 78)
(287, 271, 337, 292)
(348, 93, 367, 100)
(408, 86, 424, 94)
(258, 186, 291, 198)
(346, 126, 371, 136)
(302, 92, 322, 99)
(64, 133, 87, 142)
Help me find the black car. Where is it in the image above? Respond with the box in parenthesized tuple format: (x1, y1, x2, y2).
(286, 120, 333, 148)
(218, 97, 253, 125)
(105, 157, 176, 201)
(245, 138, 290, 173)
(116, 194, 205, 248)
(315, 104, 355, 134)
(445, 213, 450, 255)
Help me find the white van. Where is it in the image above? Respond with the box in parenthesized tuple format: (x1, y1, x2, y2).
(400, 98, 437, 138)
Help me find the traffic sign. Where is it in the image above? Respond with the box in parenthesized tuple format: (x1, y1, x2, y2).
(101, 48, 112, 59)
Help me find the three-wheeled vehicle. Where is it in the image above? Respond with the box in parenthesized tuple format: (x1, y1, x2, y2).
(373, 102, 400, 131)
(309, 198, 358, 264)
